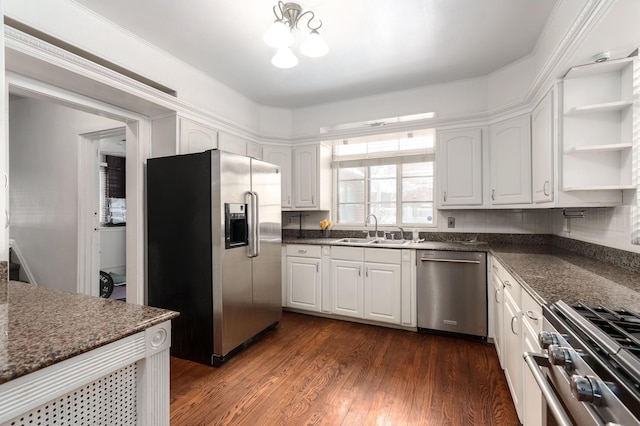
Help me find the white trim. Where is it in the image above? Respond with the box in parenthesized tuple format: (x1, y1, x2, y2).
(8, 238, 36, 285)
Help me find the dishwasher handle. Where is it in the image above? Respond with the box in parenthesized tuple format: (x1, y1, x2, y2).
(419, 257, 481, 264)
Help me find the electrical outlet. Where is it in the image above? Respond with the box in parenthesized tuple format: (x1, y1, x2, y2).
(448, 217, 455, 228)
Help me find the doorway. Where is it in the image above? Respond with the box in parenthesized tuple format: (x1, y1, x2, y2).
(7, 85, 145, 303)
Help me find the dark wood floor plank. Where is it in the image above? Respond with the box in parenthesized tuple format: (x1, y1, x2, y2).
(170, 311, 519, 425)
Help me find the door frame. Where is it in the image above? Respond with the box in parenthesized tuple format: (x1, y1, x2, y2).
(7, 77, 151, 305)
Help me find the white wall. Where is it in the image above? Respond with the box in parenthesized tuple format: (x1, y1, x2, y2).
(9, 96, 123, 292)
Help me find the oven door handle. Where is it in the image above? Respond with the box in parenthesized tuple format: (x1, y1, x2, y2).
(524, 352, 573, 426)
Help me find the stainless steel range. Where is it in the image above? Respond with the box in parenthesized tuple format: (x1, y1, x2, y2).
(525, 300, 640, 425)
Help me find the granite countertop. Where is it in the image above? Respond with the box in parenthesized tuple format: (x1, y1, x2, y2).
(284, 237, 640, 311)
(283, 237, 491, 252)
(490, 245, 640, 311)
(0, 281, 178, 385)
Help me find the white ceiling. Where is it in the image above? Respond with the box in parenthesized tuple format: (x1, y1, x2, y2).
(71, 0, 558, 109)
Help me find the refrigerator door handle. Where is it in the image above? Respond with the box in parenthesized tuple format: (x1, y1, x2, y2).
(247, 190, 260, 258)
(252, 191, 260, 257)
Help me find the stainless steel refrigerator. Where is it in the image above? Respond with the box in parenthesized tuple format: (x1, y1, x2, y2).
(147, 150, 282, 366)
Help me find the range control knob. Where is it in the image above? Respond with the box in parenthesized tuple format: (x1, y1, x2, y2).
(548, 345, 574, 371)
(571, 375, 602, 405)
(539, 331, 559, 349)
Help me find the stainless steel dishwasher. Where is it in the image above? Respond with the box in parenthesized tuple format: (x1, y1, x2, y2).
(417, 250, 487, 339)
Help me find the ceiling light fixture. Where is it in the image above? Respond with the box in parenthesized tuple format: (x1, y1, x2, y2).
(263, 2, 329, 69)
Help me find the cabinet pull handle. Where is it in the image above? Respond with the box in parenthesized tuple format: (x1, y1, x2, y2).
(4, 173, 7, 189)
(504, 280, 512, 287)
(288, 196, 291, 205)
(443, 191, 447, 202)
(511, 315, 518, 335)
(298, 249, 307, 254)
(358, 266, 361, 276)
(526, 310, 540, 321)
(543, 181, 550, 196)
(492, 265, 498, 272)
(316, 262, 319, 273)
(495, 288, 501, 303)
(4, 210, 9, 229)
(365, 267, 369, 277)
(491, 189, 496, 200)
(311, 195, 315, 205)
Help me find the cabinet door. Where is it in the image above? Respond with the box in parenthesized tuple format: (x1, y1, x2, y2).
(532, 91, 554, 203)
(502, 290, 522, 421)
(263, 146, 292, 208)
(287, 256, 321, 312)
(364, 262, 401, 324)
(218, 132, 247, 156)
(179, 118, 218, 154)
(292, 145, 318, 209)
(331, 259, 364, 318)
(522, 316, 543, 426)
(490, 265, 504, 364)
(489, 115, 532, 205)
(437, 129, 483, 206)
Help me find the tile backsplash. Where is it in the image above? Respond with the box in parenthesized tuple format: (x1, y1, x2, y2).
(436, 209, 552, 234)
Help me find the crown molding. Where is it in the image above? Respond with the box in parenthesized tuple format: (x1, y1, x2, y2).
(3, 25, 263, 144)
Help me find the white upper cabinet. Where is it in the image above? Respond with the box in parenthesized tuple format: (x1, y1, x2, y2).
(532, 90, 554, 204)
(437, 128, 483, 206)
(489, 115, 532, 205)
(561, 57, 636, 192)
(179, 118, 218, 154)
(218, 132, 247, 156)
(262, 146, 292, 209)
(291, 144, 331, 210)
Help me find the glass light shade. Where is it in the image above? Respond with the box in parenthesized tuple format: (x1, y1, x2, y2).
(271, 47, 298, 69)
(263, 21, 294, 48)
(300, 31, 329, 58)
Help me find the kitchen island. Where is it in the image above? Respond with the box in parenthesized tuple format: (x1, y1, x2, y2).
(0, 280, 178, 425)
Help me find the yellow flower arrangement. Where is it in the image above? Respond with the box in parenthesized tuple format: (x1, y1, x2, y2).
(320, 219, 333, 230)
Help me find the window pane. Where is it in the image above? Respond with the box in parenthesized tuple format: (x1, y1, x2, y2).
(370, 165, 396, 178)
(402, 203, 434, 224)
(338, 167, 365, 180)
(370, 203, 396, 224)
(338, 204, 365, 223)
(339, 180, 365, 203)
(370, 178, 396, 202)
(402, 176, 433, 201)
(403, 162, 433, 177)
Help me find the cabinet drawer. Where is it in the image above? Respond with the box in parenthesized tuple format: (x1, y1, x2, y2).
(331, 246, 365, 261)
(521, 288, 542, 334)
(286, 244, 322, 258)
(365, 248, 402, 264)
(492, 259, 521, 304)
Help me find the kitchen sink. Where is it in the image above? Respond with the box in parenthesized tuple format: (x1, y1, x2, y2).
(333, 238, 372, 244)
(332, 238, 411, 247)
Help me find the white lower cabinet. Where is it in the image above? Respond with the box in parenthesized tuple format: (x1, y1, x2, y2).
(284, 244, 413, 328)
(331, 258, 364, 318)
(364, 262, 401, 324)
(286, 245, 322, 312)
(502, 288, 522, 420)
(490, 254, 543, 426)
(331, 247, 403, 325)
(522, 290, 544, 426)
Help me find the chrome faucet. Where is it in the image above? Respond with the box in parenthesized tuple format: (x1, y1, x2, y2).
(396, 226, 405, 241)
(365, 214, 378, 239)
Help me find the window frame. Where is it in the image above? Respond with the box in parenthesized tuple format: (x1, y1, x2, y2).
(332, 128, 436, 228)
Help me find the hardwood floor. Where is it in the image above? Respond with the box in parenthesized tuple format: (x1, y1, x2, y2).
(170, 311, 519, 425)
